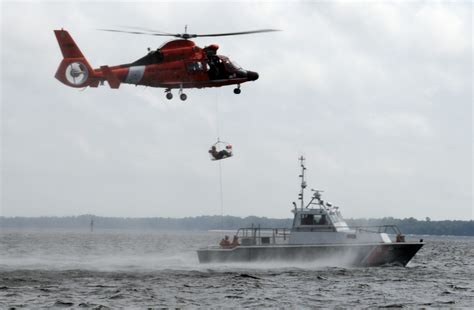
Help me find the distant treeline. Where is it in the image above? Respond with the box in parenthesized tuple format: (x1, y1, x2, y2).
(1, 215, 473, 236)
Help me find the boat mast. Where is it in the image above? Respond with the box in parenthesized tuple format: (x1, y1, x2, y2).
(298, 156, 307, 210)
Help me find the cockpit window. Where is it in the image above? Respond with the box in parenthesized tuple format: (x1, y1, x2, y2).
(223, 59, 245, 73)
(186, 61, 204, 72)
(229, 60, 242, 70)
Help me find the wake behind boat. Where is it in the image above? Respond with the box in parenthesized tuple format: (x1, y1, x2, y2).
(197, 157, 424, 266)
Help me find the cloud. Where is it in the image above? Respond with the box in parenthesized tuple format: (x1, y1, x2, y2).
(364, 112, 433, 138)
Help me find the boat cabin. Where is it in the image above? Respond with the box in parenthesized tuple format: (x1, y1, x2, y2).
(291, 207, 350, 232)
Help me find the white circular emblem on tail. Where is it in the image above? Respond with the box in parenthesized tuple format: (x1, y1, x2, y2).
(65, 62, 89, 85)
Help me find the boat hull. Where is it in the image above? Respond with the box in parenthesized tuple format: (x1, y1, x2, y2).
(197, 242, 424, 267)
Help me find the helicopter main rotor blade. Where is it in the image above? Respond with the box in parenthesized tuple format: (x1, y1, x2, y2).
(195, 29, 281, 37)
(97, 28, 180, 37)
(116, 26, 175, 36)
(97, 28, 281, 39)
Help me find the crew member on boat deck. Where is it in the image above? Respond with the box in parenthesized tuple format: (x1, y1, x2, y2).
(231, 235, 240, 247)
(209, 146, 231, 160)
(319, 215, 327, 225)
(219, 235, 231, 248)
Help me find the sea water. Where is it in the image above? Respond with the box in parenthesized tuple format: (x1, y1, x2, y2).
(1, 230, 473, 308)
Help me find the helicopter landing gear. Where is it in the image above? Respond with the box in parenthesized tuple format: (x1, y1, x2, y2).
(179, 84, 187, 101)
(165, 89, 173, 100)
(233, 84, 241, 94)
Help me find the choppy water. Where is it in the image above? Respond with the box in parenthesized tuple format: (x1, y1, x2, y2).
(1, 230, 473, 308)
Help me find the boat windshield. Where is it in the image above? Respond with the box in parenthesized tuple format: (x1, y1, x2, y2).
(328, 213, 350, 230)
(300, 213, 330, 226)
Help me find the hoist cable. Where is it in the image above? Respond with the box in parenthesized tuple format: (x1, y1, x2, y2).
(214, 90, 224, 229)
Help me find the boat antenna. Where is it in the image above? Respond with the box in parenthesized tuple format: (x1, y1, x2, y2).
(298, 156, 307, 210)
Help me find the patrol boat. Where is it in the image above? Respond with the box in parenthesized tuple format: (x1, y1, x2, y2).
(197, 156, 424, 266)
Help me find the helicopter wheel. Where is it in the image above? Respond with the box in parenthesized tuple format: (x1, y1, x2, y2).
(233, 88, 241, 94)
(180, 93, 187, 101)
(166, 92, 173, 100)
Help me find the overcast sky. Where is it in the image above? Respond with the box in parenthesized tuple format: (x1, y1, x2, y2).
(1, 1, 472, 220)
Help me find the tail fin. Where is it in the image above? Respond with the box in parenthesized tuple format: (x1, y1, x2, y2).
(54, 29, 95, 87)
(54, 29, 85, 58)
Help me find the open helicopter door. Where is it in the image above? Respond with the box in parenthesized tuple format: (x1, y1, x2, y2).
(209, 140, 233, 161)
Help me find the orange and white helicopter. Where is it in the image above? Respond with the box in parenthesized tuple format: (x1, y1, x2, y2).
(54, 26, 279, 100)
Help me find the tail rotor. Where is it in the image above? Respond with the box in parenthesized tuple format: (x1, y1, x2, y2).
(65, 62, 89, 85)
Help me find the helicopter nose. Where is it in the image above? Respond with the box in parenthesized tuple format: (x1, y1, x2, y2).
(247, 71, 259, 81)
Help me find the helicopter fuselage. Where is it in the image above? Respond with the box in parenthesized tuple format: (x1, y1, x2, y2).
(54, 30, 259, 100)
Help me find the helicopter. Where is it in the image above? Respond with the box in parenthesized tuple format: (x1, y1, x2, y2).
(53, 26, 279, 100)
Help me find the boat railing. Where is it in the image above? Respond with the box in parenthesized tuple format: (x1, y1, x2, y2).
(211, 224, 405, 248)
(236, 226, 290, 246)
(351, 225, 402, 235)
